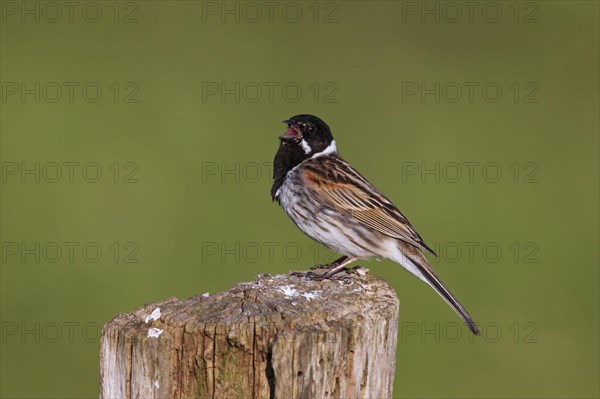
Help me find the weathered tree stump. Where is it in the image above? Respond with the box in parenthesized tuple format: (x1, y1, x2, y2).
(100, 269, 400, 399)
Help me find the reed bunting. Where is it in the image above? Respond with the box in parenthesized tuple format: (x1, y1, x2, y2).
(271, 114, 480, 335)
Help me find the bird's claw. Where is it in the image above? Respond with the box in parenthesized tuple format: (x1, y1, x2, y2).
(307, 268, 350, 281)
(290, 270, 330, 280)
(305, 271, 327, 280)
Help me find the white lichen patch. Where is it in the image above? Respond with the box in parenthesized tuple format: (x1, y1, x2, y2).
(278, 285, 299, 297)
(301, 291, 321, 300)
(148, 327, 163, 338)
(144, 307, 161, 324)
(278, 285, 321, 301)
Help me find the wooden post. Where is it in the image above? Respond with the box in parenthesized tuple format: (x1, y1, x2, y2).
(100, 269, 400, 399)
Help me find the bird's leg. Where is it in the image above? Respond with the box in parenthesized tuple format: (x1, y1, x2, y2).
(291, 256, 350, 279)
(310, 256, 358, 280)
(310, 255, 349, 271)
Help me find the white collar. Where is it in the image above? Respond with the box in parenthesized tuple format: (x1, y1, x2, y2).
(311, 140, 337, 158)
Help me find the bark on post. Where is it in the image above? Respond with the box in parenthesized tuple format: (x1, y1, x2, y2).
(100, 269, 400, 399)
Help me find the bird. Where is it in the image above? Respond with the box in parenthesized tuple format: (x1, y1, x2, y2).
(271, 114, 480, 335)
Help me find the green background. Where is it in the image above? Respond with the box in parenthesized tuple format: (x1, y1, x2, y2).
(1, 1, 598, 398)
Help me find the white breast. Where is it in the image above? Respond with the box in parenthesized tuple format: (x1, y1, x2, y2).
(277, 167, 378, 259)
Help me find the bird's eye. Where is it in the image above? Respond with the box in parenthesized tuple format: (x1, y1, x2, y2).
(307, 125, 316, 133)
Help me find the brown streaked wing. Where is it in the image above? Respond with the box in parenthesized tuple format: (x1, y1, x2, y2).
(300, 156, 436, 255)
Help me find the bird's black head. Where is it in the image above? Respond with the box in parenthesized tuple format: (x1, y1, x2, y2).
(271, 114, 338, 200)
(279, 114, 334, 157)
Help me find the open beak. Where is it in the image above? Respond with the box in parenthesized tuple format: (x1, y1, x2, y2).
(279, 120, 302, 141)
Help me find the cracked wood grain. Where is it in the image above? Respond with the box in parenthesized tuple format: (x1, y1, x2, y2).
(100, 269, 399, 399)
